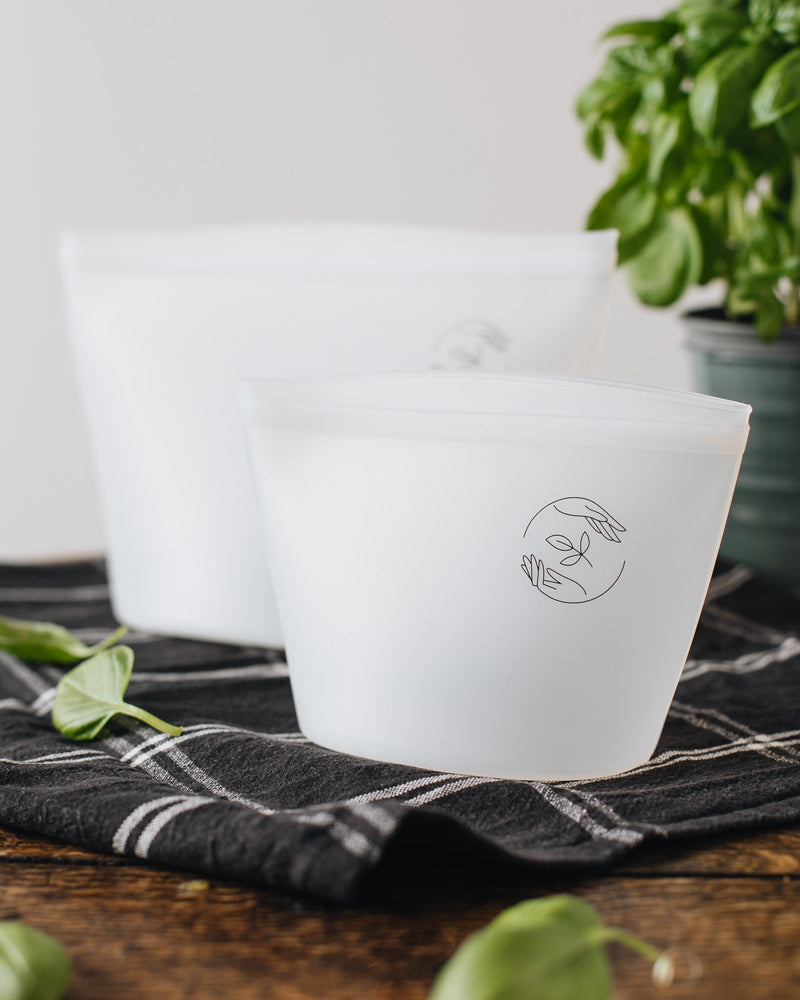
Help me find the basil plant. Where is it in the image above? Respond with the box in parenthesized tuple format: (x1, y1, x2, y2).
(577, 0, 800, 339)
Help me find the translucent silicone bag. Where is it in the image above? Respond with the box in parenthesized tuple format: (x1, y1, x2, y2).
(62, 223, 616, 645)
(240, 372, 750, 779)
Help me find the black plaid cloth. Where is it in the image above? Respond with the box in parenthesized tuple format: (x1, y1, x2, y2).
(0, 559, 798, 901)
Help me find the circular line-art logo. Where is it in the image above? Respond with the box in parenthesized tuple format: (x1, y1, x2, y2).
(430, 318, 512, 371)
(521, 497, 626, 604)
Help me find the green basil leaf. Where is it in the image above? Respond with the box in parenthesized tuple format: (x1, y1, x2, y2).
(575, 77, 638, 125)
(489, 895, 604, 934)
(626, 207, 703, 306)
(692, 203, 730, 283)
(731, 268, 779, 298)
(583, 120, 606, 159)
(752, 49, 800, 125)
(726, 269, 773, 313)
(429, 895, 667, 1000)
(776, 105, 800, 149)
(587, 168, 659, 262)
(648, 111, 687, 183)
(0, 921, 69, 1000)
(602, 18, 679, 44)
(749, 209, 793, 263)
(782, 252, 800, 279)
(0, 615, 128, 665)
(756, 291, 786, 338)
(604, 43, 657, 81)
(695, 154, 734, 195)
(680, 0, 742, 12)
(774, 1, 800, 42)
(690, 45, 773, 139)
(52, 646, 182, 741)
(748, 0, 800, 39)
(678, 3, 749, 53)
(749, 0, 781, 24)
(429, 919, 611, 1000)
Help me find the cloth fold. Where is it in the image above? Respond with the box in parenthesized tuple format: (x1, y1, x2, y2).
(0, 559, 798, 901)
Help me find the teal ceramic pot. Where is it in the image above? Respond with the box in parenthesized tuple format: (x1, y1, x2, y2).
(683, 307, 800, 587)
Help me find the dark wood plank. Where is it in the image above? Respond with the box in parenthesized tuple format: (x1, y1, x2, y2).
(0, 828, 126, 863)
(0, 859, 796, 999)
(614, 825, 800, 876)
(2, 824, 800, 998)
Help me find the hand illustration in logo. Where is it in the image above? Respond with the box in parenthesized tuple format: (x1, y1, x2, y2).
(430, 318, 511, 370)
(522, 497, 626, 604)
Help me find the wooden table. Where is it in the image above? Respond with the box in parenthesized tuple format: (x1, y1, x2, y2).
(2, 821, 799, 998)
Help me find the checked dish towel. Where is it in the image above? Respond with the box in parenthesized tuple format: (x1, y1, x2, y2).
(0, 559, 799, 901)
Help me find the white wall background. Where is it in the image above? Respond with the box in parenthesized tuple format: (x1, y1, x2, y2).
(1, 0, 707, 561)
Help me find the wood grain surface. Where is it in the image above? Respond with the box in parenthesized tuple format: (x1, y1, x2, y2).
(1, 824, 799, 998)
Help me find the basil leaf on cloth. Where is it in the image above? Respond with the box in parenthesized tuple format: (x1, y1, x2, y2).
(52, 646, 182, 741)
(0, 614, 126, 664)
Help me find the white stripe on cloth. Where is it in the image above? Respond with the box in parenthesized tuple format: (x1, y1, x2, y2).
(134, 797, 218, 858)
(403, 777, 495, 804)
(685, 704, 800, 752)
(112, 795, 195, 853)
(697, 604, 791, 645)
(704, 565, 754, 603)
(344, 773, 466, 806)
(0, 753, 105, 766)
(554, 785, 665, 835)
(577, 733, 800, 783)
(670, 701, 800, 764)
(325, 820, 381, 860)
(681, 636, 800, 682)
(72, 628, 159, 646)
(114, 788, 381, 863)
(528, 782, 644, 845)
(129, 663, 289, 684)
(0, 651, 51, 697)
(0, 747, 106, 765)
(0, 584, 110, 603)
(103, 733, 191, 788)
(402, 775, 643, 845)
(108, 724, 389, 854)
(30, 689, 56, 716)
(346, 803, 399, 837)
(0, 698, 36, 712)
(120, 724, 309, 768)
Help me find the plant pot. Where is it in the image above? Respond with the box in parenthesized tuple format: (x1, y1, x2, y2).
(683, 307, 800, 588)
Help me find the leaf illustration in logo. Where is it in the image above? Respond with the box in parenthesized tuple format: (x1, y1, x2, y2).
(546, 534, 574, 552)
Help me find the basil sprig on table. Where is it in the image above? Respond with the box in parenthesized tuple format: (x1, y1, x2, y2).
(0, 921, 70, 1000)
(429, 894, 677, 999)
(52, 645, 181, 741)
(0, 614, 128, 664)
(0, 614, 181, 741)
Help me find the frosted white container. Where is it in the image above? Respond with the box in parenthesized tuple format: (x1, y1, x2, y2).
(239, 372, 750, 780)
(60, 223, 616, 646)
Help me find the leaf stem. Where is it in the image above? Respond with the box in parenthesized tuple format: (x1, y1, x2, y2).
(91, 625, 129, 656)
(591, 926, 679, 989)
(592, 926, 663, 963)
(123, 703, 182, 738)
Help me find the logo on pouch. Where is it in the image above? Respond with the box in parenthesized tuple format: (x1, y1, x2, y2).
(521, 497, 626, 604)
(430, 318, 511, 370)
